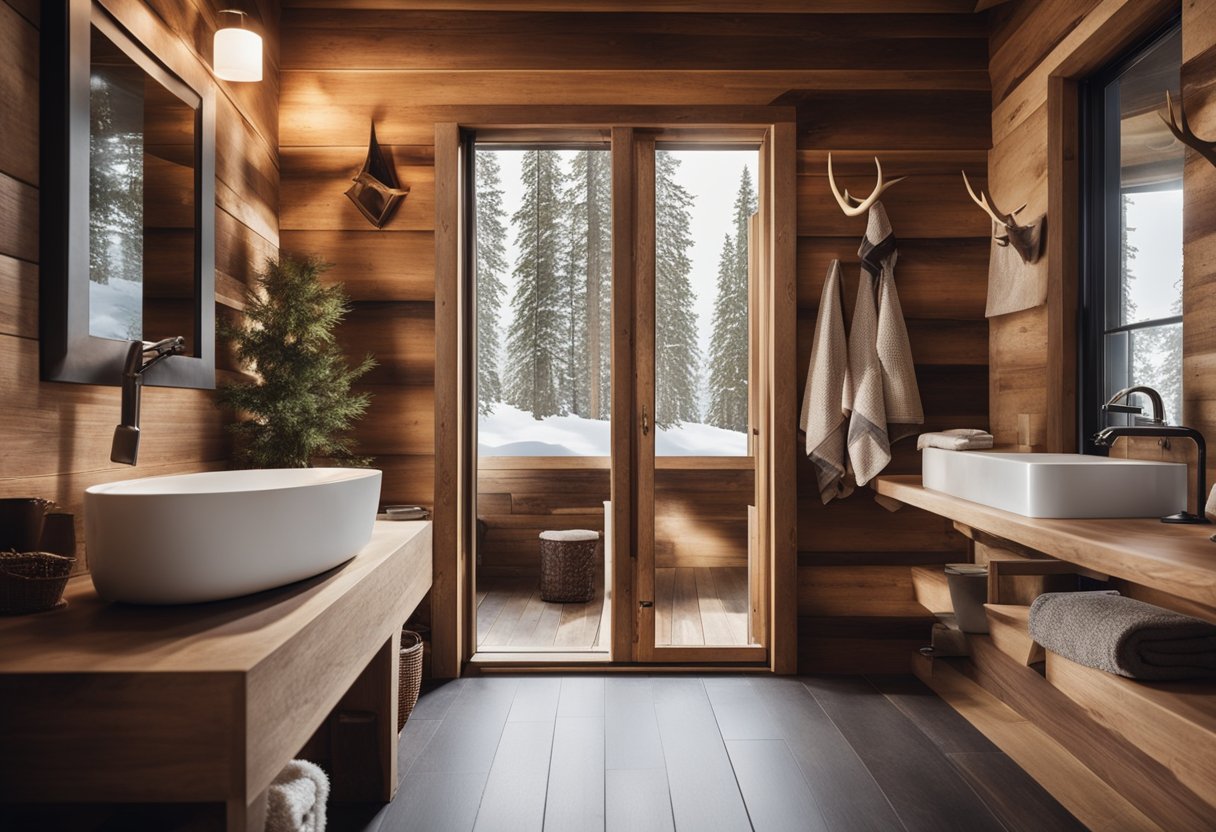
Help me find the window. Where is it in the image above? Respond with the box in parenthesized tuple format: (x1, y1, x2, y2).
(1081, 22, 1183, 447)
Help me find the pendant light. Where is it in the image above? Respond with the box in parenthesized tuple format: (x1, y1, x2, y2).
(213, 9, 262, 82)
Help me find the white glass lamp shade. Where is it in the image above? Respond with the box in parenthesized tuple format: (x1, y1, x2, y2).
(213, 26, 262, 82)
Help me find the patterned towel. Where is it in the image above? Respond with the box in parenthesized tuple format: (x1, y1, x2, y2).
(867, 203, 923, 445)
(845, 256, 889, 486)
(800, 260, 854, 503)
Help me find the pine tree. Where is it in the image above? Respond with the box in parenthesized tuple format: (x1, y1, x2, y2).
(707, 166, 757, 432)
(475, 152, 508, 415)
(218, 255, 375, 468)
(504, 150, 569, 419)
(563, 150, 613, 420)
(653, 151, 702, 429)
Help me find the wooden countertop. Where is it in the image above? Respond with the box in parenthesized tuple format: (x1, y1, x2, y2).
(875, 475, 1216, 608)
(0, 520, 432, 674)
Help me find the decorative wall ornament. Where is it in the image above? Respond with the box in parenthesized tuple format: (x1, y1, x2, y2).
(962, 170, 1043, 264)
(345, 122, 410, 229)
(826, 153, 907, 217)
(1160, 90, 1216, 168)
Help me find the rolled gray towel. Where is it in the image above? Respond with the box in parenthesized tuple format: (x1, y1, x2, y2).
(1029, 591, 1216, 680)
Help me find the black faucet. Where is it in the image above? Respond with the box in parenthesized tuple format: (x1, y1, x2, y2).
(111, 337, 187, 466)
(1093, 387, 1208, 524)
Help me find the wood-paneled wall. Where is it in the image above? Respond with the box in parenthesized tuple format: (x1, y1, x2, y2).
(0, 0, 280, 571)
(279, 4, 992, 671)
(987, 0, 1216, 495)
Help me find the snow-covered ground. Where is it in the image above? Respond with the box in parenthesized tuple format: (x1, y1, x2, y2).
(89, 276, 142, 341)
(478, 403, 748, 456)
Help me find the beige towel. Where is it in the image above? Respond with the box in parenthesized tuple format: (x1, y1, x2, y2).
(267, 759, 329, 832)
(845, 262, 890, 486)
(868, 204, 923, 444)
(800, 260, 854, 503)
(916, 429, 994, 451)
(985, 216, 1047, 317)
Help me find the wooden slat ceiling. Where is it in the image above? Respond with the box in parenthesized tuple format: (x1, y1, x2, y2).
(282, 0, 981, 13)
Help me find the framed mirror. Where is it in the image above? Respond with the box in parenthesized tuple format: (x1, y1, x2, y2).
(41, 0, 215, 389)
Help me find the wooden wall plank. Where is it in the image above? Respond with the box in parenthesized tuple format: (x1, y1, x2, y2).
(0, 0, 38, 187)
(281, 230, 437, 301)
(0, 254, 36, 339)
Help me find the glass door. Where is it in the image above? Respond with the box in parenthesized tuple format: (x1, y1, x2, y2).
(635, 139, 768, 663)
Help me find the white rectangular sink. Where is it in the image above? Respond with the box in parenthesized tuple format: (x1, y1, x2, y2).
(921, 449, 1187, 519)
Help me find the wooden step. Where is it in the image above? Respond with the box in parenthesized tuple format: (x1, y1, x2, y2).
(1046, 651, 1216, 811)
(911, 565, 953, 614)
(984, 604, 1043, 666)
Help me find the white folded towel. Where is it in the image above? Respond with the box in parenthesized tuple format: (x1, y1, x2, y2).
(917, 429, 994, 451)
(845, 244, 891, 487)
(869, 203, 923, 445)
(800, 260, 855, 504)
(267, 759, 330, 832)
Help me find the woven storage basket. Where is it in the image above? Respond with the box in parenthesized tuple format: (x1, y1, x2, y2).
(539, 530, 598, 603)
(397, 629, 425, 732)
(0, 551, 75, 615)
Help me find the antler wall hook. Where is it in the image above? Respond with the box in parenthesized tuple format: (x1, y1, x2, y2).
(827, 154, 907, 217)
(962, 171, 1043, 264)
(1159, 91, 1216, 168)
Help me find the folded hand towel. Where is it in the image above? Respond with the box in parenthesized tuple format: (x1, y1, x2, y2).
(1029, 592, 1216, 681)
(867, 203, 924, 445)
(917, 429, 994, 451)
(800, 260, 854, 504)
(845, 262, 889, 486)
(267, 759, 330, 832)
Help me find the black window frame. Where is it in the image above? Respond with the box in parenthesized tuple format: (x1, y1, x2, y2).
(1078, 16, 1184, 454)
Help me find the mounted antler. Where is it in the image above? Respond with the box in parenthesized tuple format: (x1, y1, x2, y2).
(1159, 90, 1216, 168)
(827, 154, 907, 217)
(962, 171, 1042, 264)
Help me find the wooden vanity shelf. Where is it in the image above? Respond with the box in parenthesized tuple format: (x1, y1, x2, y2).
(0, 521, 432, 832)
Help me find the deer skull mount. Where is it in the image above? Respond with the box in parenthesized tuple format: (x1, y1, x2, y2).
(962, 171, 1043, 264)
(1159, 90, 1216, 169)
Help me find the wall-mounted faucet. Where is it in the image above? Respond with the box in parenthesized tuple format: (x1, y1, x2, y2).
(111, 337, 186, 466)
(1093, 386, 1208, 524)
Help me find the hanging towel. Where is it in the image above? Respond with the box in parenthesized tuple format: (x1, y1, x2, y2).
(867, 203, 924, 445)
(267, 759, 330, 832)
(845, 253, 890, 486)
(1029, 592, 1216, 681)
(800, 260, 854, 504)
(916, 429, 994, 452)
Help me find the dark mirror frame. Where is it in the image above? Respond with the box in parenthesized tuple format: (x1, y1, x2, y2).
(40, 0, 216, 389)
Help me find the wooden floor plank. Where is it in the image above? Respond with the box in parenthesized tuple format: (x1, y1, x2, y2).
(868, 674, 998, 754)
(801, 675, 1007, 832)
(727, 739, 830, 832)
(704, 676, 783, 741)
(397, 717, 442, 783)
(410, 677, 519, 775)
(554, 596, 604, 648)
(605, 677, 665, 771)
(507, 676, 562, 723)
(716, 565, 750, 643)
(507, 592, 548, 647)
(655, 568, 675, 646)
(605, 768, 675, 832)
(652, 678, 753, 831)
(409, 678, 466, 722)
(472, 720, 555, 832)
(372, 770, 488, 832)
(558, 675, 606, 718)
(947, 751, 1086, 832)
(671, 568, 704, 646)
(544, 716, 606, 832)
(528, 597, 565, 647)
(746, 676, 905, 832)
(479, 580, 533, 648)
(696, 567, 739, 646)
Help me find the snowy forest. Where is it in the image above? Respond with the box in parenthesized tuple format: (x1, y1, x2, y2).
(475, 149, 756, 455)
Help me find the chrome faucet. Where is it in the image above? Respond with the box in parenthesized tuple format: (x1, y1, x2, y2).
(111, 337, 186, 466)
(1102, 385, 1166, 425)
(1093, 386, 1208, 524)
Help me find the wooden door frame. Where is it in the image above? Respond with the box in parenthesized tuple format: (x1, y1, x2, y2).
(434, 105, 797, 677)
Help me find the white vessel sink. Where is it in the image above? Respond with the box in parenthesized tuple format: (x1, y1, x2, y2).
(86, 468, 382, 604)
(921, 449, 1187, 519)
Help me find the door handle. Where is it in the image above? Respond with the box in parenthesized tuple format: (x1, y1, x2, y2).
(642, 406, 650, 436)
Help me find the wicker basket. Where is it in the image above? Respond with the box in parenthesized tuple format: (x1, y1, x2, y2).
(0, 551, 75, 615)
(397, 629, 425, 732)
(539, 530, 599, 603)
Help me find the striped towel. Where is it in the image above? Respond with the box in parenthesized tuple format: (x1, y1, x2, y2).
(868, 203, 923, 445)
(845, 252, 890, 486)
(800, 260, 854, 503)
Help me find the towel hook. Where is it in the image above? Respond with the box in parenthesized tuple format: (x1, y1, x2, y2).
(827, 153, 907, 217)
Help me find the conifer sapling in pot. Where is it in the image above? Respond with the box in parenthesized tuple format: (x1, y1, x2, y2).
(219, 255, 375, 468)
